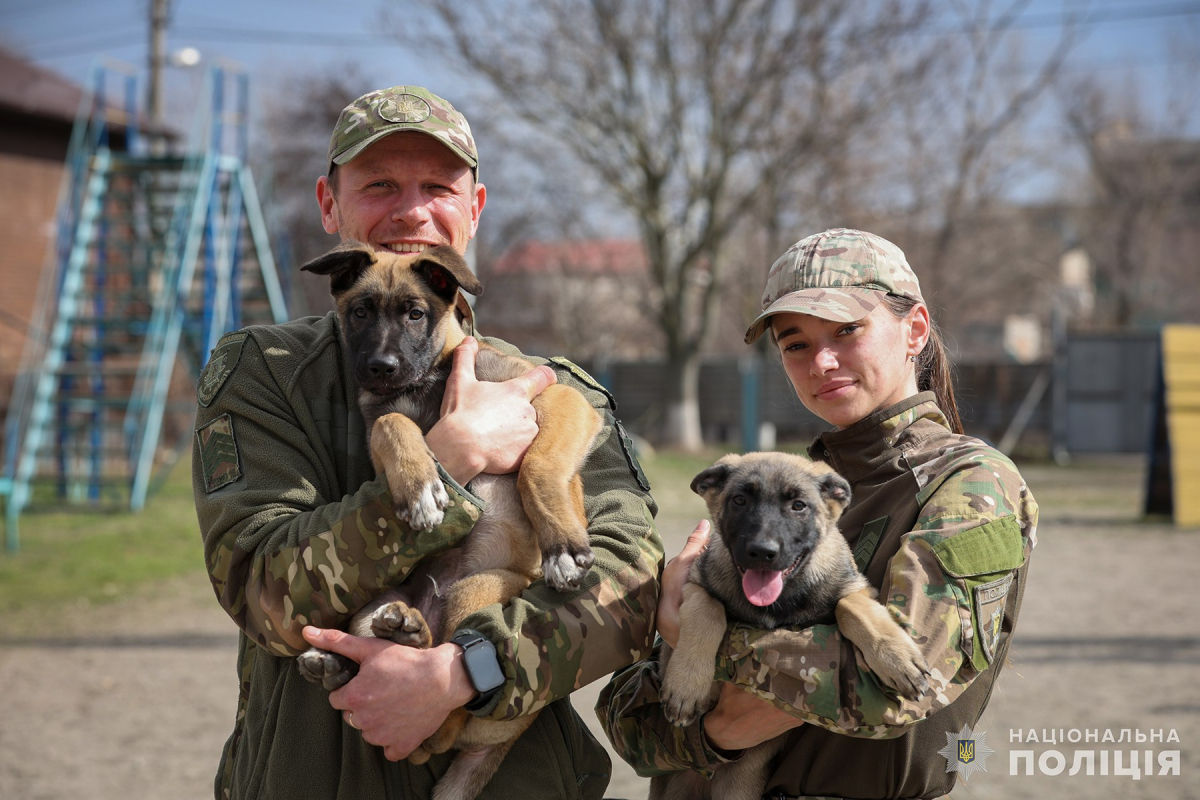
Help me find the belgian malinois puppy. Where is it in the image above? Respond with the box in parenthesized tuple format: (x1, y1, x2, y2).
(651, 453, 931, 800)
(295, 243, 603, 800)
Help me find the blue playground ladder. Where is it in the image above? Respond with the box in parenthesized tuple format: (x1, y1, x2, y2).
(0, 63, 289, 552)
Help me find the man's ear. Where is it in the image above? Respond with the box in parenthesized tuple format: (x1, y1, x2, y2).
(300, 242, 374, 297)
(414, 246, 483, 300)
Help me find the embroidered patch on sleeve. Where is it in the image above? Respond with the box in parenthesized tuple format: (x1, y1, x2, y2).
(197, 332, 247, 408)
(973, 573, 1014, 665)
(197, 413, 242, 492)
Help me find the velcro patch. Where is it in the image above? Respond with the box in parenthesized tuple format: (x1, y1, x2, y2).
(197, 413, 242, 492)
(198, 332, 247, 408)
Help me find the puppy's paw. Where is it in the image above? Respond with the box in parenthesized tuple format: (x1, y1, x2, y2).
(297, 647, 359, 692)
(396, 479, 450, 531)
(863, 636, 931, 700)
(406, 745, 432, 766)
(371, 601, 433, 649)
(662, 679, 711, 728)
(542, 543, 595, 592)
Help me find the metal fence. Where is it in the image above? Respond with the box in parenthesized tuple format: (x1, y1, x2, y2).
(577, 330, 1161, 456)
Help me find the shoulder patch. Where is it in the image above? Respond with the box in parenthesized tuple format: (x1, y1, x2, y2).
(196, 413, 242, 492)
(548, 356, 616, 411)
(198, 332, 247, 408)
(974, 573, 1013, 665)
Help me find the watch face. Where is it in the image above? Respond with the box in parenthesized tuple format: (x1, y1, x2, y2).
(459, 636, 505, 694)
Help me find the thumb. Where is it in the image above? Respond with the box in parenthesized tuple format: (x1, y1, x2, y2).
(442, 337, 479, 415)
(515, 364, 557, 401)
(302, 626, 387, 665)
(679, 519, 711, 563)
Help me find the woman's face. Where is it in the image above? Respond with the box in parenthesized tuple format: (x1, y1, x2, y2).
(771, 303, 929, 429)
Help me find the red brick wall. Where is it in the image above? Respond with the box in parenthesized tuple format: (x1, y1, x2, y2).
(0, 153, 64, 407)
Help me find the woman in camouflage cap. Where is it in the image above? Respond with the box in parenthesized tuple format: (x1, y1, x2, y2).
(601, 228, 1038, 800)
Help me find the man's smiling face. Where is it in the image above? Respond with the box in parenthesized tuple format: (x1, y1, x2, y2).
(317, 131, 486, 255)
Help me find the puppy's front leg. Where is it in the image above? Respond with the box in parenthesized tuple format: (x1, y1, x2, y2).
(836, 587, 930, 699)
(661, 577, 728, 727)
(518, 385, 602, 591)
(371, 412, 450, 530)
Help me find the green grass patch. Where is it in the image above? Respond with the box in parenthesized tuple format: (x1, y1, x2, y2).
(0, 461, 206, 618)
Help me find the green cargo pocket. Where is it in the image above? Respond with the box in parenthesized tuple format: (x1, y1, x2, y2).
(931, 516, 1025, 672)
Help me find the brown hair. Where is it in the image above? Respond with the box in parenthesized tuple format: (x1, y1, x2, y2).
(882, 295, 964, 435)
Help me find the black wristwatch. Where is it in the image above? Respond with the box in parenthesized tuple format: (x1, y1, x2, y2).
(450, 629, 506, 712)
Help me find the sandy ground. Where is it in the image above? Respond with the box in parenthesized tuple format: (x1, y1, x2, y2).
(1, 458, 1197, 799)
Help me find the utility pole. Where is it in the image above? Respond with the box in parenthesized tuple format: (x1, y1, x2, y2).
(148, 0, 168, 148)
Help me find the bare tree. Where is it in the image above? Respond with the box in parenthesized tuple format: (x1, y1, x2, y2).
(1061, 67, 1200, 327)
(259, 64, 372, 315)
(873, 0, 1080, 335)
(404, 0, 930, 449)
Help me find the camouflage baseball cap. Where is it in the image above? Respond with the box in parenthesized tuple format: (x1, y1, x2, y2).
(744, 228, 924, 344)
(328, 86, 478, 176)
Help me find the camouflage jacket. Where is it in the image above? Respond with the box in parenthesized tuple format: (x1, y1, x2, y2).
(193, 312, 662, 800)
(597, 392, 1037, 799)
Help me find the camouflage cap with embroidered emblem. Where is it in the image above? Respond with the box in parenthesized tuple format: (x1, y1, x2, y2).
(744, 228, 924, 344)
(328, 85, 478, 177)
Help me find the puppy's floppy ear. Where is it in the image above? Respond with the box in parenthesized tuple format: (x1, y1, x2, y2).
(414, 246, 483, 301)
(300, 242, 374, 297)
(691, 460, 735, 499)
(817, 472, 852, 519)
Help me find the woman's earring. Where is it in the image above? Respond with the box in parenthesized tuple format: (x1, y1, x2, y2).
(909, 354, 917, 362)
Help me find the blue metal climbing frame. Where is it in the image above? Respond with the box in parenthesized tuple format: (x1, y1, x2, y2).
(0, 63, 289, 552)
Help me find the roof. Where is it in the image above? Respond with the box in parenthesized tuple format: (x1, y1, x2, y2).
(490, 239, 648, 277)
(0, 46, 85, 123)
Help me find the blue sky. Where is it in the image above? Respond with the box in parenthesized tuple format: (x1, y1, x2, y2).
(3, 0, 1196, 116)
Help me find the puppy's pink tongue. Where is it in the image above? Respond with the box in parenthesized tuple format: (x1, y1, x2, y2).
(743, 570, 784, 607)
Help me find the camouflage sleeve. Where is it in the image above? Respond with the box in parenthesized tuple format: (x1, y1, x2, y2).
(459, 347, 664, 721)
(597, 643, 740, 779)
(193, 333, 481, 656)
(597, 449, 1037, 774)
(710, 451, 1037, 739)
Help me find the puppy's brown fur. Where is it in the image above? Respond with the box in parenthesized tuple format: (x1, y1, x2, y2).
(295, 243, 603, 800)
(651, 453, 930, 800)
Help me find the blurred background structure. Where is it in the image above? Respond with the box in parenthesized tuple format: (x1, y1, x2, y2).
(0, 0, 1198, 530)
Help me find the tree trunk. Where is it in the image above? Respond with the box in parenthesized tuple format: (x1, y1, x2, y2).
(661, 350, 703, 452)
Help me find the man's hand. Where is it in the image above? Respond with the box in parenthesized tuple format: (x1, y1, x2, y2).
(704, 682, 805, 751)
(425, 337, 557, 485)
(655, 520, 710, 649)
(302, 626, 475, 762)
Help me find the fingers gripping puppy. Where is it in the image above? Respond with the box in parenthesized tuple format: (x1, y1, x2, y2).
(652, 453, 931, 800)
(294, 243, 603, 800)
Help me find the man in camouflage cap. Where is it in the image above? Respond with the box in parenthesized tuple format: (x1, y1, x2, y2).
(194, 85, 662, 799)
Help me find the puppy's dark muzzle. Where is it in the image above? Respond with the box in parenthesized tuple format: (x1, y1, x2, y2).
(357, 355, 415, 397)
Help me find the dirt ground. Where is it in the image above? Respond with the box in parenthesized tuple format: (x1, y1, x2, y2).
(1, 457, 1197, 799)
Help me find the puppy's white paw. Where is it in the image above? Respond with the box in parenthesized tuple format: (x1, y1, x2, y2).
(542, 548, 594, 592)
(398, 480, 450, 531)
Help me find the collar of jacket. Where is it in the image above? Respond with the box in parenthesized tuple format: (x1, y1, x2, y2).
(806, 391, 948, 483)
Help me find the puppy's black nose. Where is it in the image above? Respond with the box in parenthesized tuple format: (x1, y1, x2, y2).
(368, 355, 400, 377)
(745, 540, 780, 565)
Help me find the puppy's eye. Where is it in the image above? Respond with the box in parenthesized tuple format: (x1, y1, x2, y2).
(791, 500, 807, 512)
(353, 306, 368, 319)
(732, 495, 747, 506)
(408, 309, 425, 321)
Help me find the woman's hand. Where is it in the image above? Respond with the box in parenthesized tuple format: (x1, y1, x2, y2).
(425, 337, 557, 485)
(655, 520, 710, 649)
(704, 682, 805, 751)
